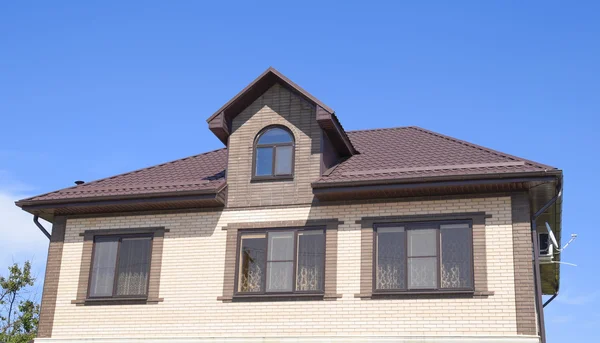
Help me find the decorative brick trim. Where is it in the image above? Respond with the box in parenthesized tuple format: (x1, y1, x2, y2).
(37, 216, 66, 338)
(72, 227, 167, 305)
(324, 227, 339, 300)
(222, 219, 342, 231)
(221, 192, 517, 212)
(511, 193, 537, 335)
(359, 227, 374, 296)
(356, 212, 491, 227)
(472, 217, 489, 292)
(219, 227, 238, 302)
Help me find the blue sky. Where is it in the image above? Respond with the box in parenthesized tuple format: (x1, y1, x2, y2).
(0, 1, 598, 341)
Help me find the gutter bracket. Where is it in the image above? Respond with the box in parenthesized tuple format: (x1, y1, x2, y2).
(33, 215, 51, 240)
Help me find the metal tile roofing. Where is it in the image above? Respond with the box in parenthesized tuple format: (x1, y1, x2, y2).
(20, 148, 227, 202)
(19, 126, 556, 203)
(315, 126, 556, 185)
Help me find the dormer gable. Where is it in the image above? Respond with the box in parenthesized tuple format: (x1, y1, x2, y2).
(206, 67, 357, 158)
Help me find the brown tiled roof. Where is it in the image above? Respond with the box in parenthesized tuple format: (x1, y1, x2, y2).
(19, 148, 227, 203)
(17, 126, 556, 205)
(315, 126, 556, 186)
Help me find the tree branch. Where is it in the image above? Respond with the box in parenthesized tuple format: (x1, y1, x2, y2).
(7, 291, 16, 333)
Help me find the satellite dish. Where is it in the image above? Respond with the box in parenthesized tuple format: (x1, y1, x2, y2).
(545, 222, 559, 249)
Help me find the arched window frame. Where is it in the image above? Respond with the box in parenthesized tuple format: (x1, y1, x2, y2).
(252, 125, 295, 180)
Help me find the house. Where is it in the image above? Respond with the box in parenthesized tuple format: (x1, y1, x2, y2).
(16, 67, 563, 343)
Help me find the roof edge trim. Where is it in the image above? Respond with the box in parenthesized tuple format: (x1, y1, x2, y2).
(312, 170, 563, 190)
(16, 187, 224, 209)
(206, 67, 334, 123)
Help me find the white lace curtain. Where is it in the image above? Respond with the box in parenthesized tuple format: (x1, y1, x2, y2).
(116, 237, 151, 296)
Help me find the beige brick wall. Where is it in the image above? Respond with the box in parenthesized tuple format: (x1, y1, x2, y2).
(226, 83, 321, 207)
(52, 196, 522, 339)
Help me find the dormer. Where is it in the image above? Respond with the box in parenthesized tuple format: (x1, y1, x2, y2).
(207, 67, 356, 156)
(206, 67, 357, 207)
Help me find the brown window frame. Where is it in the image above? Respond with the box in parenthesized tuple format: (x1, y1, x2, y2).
(252, 125, 295, 181)
(87, 233, 154, 300)
(234, 227, 325, 297)
(373, 220, 474, 294)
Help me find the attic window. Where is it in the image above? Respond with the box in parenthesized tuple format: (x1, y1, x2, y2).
(253, 126, 294, 180)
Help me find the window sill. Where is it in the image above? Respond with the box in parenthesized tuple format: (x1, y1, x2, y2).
(251, 176, 294, 183)
(219, 293, 335, 302)
(71, 297, 163, 306)
(355, 290, 494, 299)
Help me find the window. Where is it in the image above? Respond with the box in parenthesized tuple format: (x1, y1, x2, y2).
(375, 222, 473, 292)
(88, 235, 152, 298)
(237, 229, 325, 295)
(538, 233, 551, 255)
(253, 126, 294, 179)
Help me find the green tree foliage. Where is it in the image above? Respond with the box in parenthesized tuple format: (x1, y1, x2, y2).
(0, 261, 40, 343)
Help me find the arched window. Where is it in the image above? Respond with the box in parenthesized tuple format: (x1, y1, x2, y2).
(253, 126, 294, 178)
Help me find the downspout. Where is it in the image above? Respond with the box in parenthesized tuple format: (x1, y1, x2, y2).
(531, 180, 562, 343)
(33, 215, 51, 240)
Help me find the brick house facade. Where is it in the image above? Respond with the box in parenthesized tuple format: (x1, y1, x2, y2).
(17, 68, 562, 343)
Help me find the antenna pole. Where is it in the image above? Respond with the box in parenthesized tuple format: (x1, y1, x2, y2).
(560, 234, 578, 251)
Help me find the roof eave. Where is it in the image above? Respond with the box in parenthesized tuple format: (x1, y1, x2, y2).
(312, 170, 563, 190)
(15, 186, 226, 210)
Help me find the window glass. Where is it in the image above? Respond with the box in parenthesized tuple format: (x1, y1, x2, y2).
(238, 234, 267, 293)
(254, 127, 294, 178)
(374, 222, 473, 292)
(267, 232, 294, 260)
(407, 229, 436, 257)
(258, 128, 293, 144)
(275, 146, 293, 175)
(296, 230, 325, 291)
(237, 229, 325, 295)
(89, 237, 119, 297)
(407, 229, 439, 289)
(408, 257, 438, 289)
(376, 227, 406, 290)
(116, 237, 152, 296)
(266, 232, 294, 292)
(266, 262, 294, 292)
(255, 147, 273, 176)
(441, 224, 472, 289)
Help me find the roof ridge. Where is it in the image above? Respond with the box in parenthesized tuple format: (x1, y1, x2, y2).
(18, 148, 226, 202)
(408, 126, 556, 170)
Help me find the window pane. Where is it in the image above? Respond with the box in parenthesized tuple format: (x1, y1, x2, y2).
(441, 224, 472, 289)
(238, 234, 267, 293)
(376, 227, 406, 290)
(275, 146, 293, 175)
(266, 262, 294, 292)
(258, 128, 292, 144)
(116, 237, 152, 296)
(408, 257, 437, 289)
(255, 147, 273, 176)
(267, 231, 294, 261)
(89, 237, 119, 297)
(407, 229, 437, 257)
(266, 231, 294, 292)
(296, 230, 324, 291)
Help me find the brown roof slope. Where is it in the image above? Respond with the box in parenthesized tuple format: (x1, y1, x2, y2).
(18, 148, 227, 203)
(17, 126, 557, 205)
(315, 126, 557, 185)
